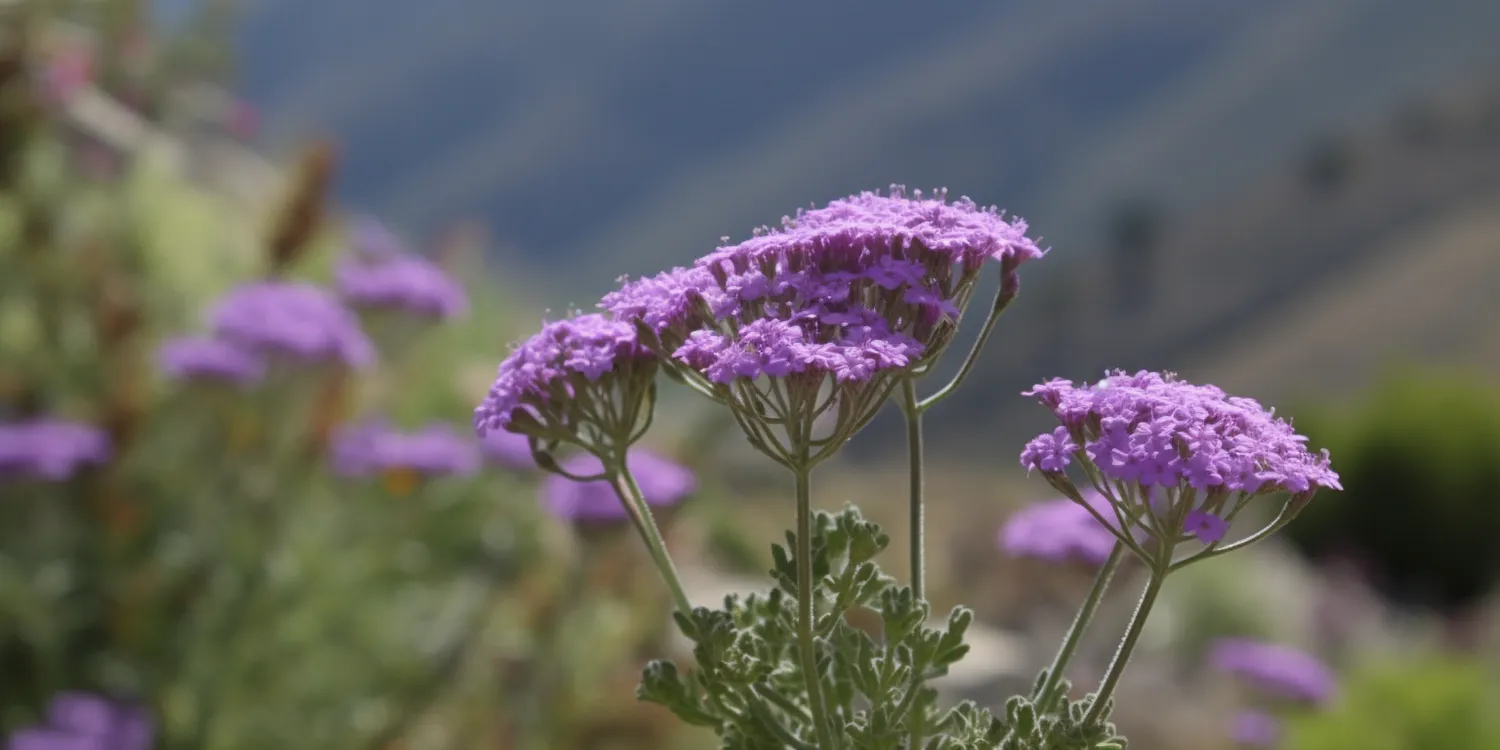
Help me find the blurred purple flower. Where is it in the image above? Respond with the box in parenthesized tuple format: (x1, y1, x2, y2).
(0, 420, 110, 482)
(335, 252, 467, 319)
(5, 692, 152, 750)
(329, 421, 481, 479)
(349, 216, 407, 258)
(480, 428, 537, 471)
(1022, 371, 1340, 495)
(209, 282, 374, 369)
(156, 336, 265, 386)
(1209, 637, 1338, 705)
(473, 313, 655, 435)
(542, 449, 695, 524)
(1230, 710, 1281, 748)
(998, 490, 1119, 566)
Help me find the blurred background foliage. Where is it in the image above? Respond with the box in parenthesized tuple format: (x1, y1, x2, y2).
(4, 1, 1500, 749)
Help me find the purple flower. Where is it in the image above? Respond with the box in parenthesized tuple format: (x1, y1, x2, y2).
(209, 282, 375, 369)
(6, 692, 152, 750)
(1209, 638, 1338, 705)
(329, 421, 481, 478)
(1230, 710, 1282, 748)
(335, 252, 467, 319)
(541, 449, 696, 524)
(473, 313, 656, 436)
(1021, 371, 1340, 495)
(604, 186, 1044, 386)
(998, 490, 1119, 566)
(1184, 509, 1229, 543)
(0, 420, 111, 481)
(156, 336, 265, 385)
(480, 428, 537, 471)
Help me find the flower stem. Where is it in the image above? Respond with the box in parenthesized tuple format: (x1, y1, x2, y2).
(1082, 570, 1166, 726)
(1032, 542, 1126, 713)
(900, 380, 926, 602)
(795, 465, 839, 750)
(899, 379, 928, 750)
(610, 467, 694, 617)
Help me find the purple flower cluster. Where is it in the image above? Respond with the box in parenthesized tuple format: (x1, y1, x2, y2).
(329, 421, 480, 478)
(603, 186, 1043, 386)
(156, 336, 265, 386)
(335, 253, 467, 319)
(5, 692, 152, 750)
(997, 490, 1119, 566)
(210, 282, 375, 369)
(1021, 371, 1341, 496)
(0, 420, 111, 481)
(541, 449, 696, 524)
(1209, 637, 1338, 705)
(480, 428, 537, 471)
(473, 313, 654, 435)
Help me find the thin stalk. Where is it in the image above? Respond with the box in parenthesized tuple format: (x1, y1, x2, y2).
(610, 467, 694, 616)
(795, 465, 839, 750)
(900, 380, 925, 601)
(899, 379, 927, 750)
(1081, 570, 1166, 726)
(1032, 543, 1126, 713)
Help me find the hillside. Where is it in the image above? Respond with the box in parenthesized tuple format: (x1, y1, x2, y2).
(232, 0, 1500, 296)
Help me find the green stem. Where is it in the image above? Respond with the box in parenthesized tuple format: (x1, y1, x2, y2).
(900, 380, 925, 601)
(1032, 543, 1126, 713)
(1081, 571, 1166, 726)
(610, 467, 694, 617)
(900, 380, 927, 750)
(795, 465, 839, 750)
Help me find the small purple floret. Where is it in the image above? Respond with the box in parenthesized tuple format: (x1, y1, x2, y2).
(156, 336, 265, 385)
(998, 490, 1118, 566)
(1209, 637, 1338, 705)
(209, 282, 375, 369)
(329, 421, 480, 478)
(1184, 509, 1229, 543)
(541, 449, 696, 524)
(0, 420, 111, 482)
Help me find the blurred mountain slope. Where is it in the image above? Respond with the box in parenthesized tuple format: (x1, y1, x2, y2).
(233, 0, 1500, 300)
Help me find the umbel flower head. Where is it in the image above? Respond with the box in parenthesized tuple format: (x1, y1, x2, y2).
(1209, 637, 1338, 706)
(329, 421, 481, 480)
(1020, 370, 1340, 564)
(335, 251, 467, 319)
(603, 186, 1042, 465)
(5, 691, 153, 750)
(998, 489, 1118, 566)
(473, 313, 658, 464)
(542, 448, 696, 525)
(156, 336, 265, 386)
(0, 420, 111, 482)
(210, 282, 375, 369)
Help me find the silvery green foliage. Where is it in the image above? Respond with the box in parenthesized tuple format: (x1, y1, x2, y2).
(995, 676, 1125, 750)
(640, 506, 993, 749)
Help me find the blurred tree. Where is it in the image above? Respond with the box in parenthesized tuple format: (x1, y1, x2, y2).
(1284, 369, 1500, 647)
(1299, 132, 1358, 194)
(1101, 194, 1165, 316)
